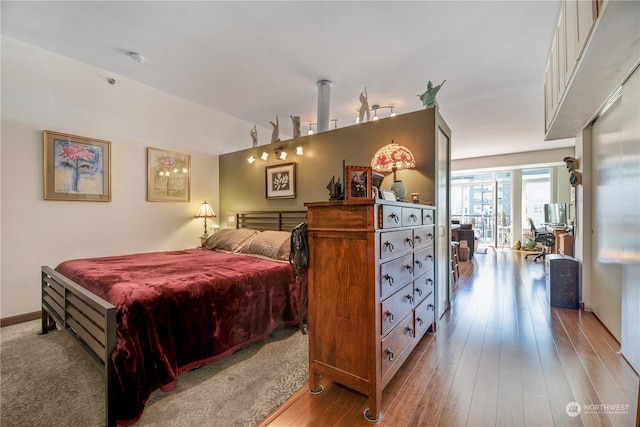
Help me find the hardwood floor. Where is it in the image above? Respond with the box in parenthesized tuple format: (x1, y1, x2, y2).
(258, 248, 639, 427)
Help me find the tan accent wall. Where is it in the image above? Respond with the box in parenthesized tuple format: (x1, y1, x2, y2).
(219, 109, 439, 226)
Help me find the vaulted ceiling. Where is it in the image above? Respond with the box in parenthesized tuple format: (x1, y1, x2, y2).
(1, 1, 575, 159)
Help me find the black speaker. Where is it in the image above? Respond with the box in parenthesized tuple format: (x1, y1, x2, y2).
(545, 254, 580, 309)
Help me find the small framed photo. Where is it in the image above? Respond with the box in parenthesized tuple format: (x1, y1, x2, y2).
(382, 190, 397, 201)
(147, 147, 191, 202)
(43, 130, 111, 201)
(346, 166, 372, 199)
(266, 162, 296, 199)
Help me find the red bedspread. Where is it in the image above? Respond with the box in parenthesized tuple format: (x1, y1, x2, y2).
(55, 249, 301, 426)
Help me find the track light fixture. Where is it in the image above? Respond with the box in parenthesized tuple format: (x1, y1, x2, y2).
(356, 104, 396, 123)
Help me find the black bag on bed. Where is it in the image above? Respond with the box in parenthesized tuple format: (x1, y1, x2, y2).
(289, 222, 309, 334)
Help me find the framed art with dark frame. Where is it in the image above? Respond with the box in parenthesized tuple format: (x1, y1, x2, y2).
(345, 165, 372, 199)
(43, 130, 112, 201)
(266, 162, 296, 199)
(147, 147, 191, 202)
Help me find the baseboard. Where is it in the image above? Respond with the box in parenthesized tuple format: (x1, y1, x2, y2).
(1, 311, 40, 328)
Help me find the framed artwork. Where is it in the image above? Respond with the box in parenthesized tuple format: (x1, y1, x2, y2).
(382, 190, 397, 201)
(266, 162, 296, 199)
(346, 166, 372, 199)
(147, 147, 191, 202)
(43, 130, 111, 201)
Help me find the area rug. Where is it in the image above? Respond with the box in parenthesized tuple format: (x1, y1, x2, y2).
(1, 320, 308, 427)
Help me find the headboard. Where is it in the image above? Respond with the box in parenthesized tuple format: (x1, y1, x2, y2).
(235, 211, 307, 232)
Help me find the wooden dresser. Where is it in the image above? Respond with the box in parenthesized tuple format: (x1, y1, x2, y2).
(305, 199, 436, 421)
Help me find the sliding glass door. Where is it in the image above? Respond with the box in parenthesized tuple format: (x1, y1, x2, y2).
(451, 172, 512, 248)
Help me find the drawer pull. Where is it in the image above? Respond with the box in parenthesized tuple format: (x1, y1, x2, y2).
(417, 317, 424, 326)
(406, 327, 415, 337)
(427, 303, 435, 310)
(386, 348, 394, 361)
(384, 241, 395, 252)
(427, 255, 434, 261)
(385, 311, 395, 323)
(404, 264, 413, 274)
(384, 274, 394, 286)
(415, 287, 423, 297)
(425, 214, 433, 223)
(409, 213, 418, 222)
(428, 233, 434, 240)
(415, 260, 423, 269)
(405, 237, 414, 248)
(426, 277, 433, 285)
(405, 294, 414, 304)
(388, 213, 399, 224)
(414, 235, 422, 244)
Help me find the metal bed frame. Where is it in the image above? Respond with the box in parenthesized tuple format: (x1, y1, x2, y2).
(40, 210, 306, 426)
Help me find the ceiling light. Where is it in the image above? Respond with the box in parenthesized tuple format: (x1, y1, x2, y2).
(261, 152, 269, 161)
(279, 151, 288, 160)
(247, 155, 256, 163)
(296, 146, 303, 155)
(128, 51, 145, 63)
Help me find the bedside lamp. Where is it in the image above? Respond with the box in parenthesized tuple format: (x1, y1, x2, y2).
(371, 141, 416, 201)
(194, 201, 216, 240)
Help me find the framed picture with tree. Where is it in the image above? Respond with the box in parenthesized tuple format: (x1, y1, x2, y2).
(43, 130, 111, 201)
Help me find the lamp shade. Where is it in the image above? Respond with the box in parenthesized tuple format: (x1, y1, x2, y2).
(195, 201, 216, 218)
(195, 201, 216, 242)
(371, 142, 416, 174)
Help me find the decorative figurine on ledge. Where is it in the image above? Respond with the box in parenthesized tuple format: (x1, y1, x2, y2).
(327, 176, 343, 201)
(418, 79, 446, 109)
(270, 116, 280, 143)
(358, 87, 370, 123)
(291, 115, 301, 138)
(250, 125, 258, 147)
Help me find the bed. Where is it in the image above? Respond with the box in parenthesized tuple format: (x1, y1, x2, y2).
(40, 211, 307, 427)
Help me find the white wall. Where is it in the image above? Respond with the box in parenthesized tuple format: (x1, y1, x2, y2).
(0, 37, 262, 319)
(451, 147, 574, 172)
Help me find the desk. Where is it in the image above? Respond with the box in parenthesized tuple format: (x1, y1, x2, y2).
(551, 227, 568, 254)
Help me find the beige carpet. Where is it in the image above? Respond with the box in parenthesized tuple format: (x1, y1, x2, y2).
(0, 320, 308, 427)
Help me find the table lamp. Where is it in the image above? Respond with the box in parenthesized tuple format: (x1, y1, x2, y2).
(371, 141, 416, 201)
(194, 201, 216, 239)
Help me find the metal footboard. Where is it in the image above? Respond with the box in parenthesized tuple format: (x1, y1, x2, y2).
(41, 266, 116, 427)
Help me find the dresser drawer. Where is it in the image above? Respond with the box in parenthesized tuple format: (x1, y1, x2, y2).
(381, 283, 414, 337)
(414, 246, 435, 273)
(380, 314, 414, 379)
(380, 204, 403, 229)
(413, 270, 434, 306)
(413, 245, 434, 278)
(414, 292, 435, 338)
(380, 253, 414, 300)
(413, 225, 435, 250)
(401, 207, 422, 227)
(380, 229, 414, 261)
(422, 209, 435, 225)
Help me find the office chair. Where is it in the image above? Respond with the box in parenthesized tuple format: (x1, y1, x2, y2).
(524, 218, 556, 262)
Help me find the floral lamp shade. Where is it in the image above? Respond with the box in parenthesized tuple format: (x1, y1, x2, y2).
(371, 142, 416, 180)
